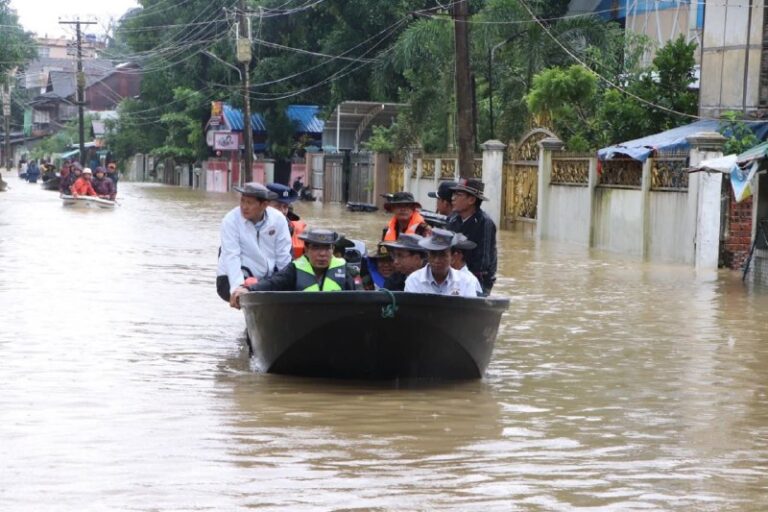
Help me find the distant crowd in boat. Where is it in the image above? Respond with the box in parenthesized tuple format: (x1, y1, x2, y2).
(217, 174, 498, 306)
(59, 161, 119, 200)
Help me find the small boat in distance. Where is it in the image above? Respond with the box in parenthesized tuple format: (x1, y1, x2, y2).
(60, 194, 117, 209)
(346, 202, 378, 213)
(240, 291, 509, 380)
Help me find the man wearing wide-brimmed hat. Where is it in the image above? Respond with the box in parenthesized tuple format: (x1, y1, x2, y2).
(381, 191, 431, 241)
(380, 233, 427, 291)
(447, 177, 497, 295)
(216, 182, 293, 302)
(427, 181, 457, 217)
(229, 229, 356, 306)
(404, 228, 481, 297)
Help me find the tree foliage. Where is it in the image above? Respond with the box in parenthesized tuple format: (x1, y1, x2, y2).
(0, 0, 37, 82)
(526, 36, 699, 150)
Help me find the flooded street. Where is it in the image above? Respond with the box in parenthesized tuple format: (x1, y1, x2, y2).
(1, 175, 767, 511)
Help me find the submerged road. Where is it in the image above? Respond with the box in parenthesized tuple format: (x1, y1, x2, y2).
(1, 175, 767, 511)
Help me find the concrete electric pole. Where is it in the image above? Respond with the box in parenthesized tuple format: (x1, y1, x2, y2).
(453, 0, 475, 178)
(2, 81, 11, 171)
(236, 0, 253, 186)
(59, 19, 96, 166)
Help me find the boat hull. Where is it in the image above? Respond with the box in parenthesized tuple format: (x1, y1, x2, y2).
(240, 291, 509, 380)
(60, 194, 116, 209)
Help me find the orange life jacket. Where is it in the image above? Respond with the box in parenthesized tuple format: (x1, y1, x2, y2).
(383, 211, 426, 241)
(291, 219, 307, 258)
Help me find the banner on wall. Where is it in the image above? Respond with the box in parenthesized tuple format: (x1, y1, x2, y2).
(213, 132, 238, 151)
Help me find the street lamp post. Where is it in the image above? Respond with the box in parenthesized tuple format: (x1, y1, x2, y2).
(487, 38, 516, 140)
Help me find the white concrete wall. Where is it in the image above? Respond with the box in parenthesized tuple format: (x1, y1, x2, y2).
(647, 191, 694, 264)
(414, 176, 437, 209)
(544, 185, 592, 245)
(592, 188, 645, 256)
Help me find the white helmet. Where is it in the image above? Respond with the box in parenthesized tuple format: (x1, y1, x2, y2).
(82, 167, 93, 174)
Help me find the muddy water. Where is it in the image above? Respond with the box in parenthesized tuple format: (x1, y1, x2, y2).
(1, 176, 766, 511)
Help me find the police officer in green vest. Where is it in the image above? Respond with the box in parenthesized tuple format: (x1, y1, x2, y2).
(229, 229, 356, 308)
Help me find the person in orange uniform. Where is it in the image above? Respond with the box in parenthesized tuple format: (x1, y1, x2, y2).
(381, 191, 431, 241)
(266, 182, 307, 258)
(71, 167, 99, 197)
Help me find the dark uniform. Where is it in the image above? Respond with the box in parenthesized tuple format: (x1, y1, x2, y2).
(447, 179, 497, 294)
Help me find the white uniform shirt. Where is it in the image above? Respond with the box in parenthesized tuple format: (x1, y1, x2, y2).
(217, 206, 293, 293)
(458, 264, 483, 295)
(404, 265, 481, 297)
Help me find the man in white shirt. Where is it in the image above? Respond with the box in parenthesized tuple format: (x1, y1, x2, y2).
(216, 182, 293, 301)
(450, 233, 484, 296)
(404, 228, 482, 297)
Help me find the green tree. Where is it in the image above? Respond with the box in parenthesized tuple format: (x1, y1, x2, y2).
(151, 87, 207, 163)
(525, 65, 598, 150)
(105, 99, 157, 161)
(0, 0, 36, 79)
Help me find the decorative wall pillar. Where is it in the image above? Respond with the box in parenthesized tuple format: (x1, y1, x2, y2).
(686, 132, 727, 271)
(536, 137, 564, 239)
(480, 140, 506, 228)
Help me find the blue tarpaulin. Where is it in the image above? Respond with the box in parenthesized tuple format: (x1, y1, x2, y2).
(222, 104, 324, 134)
(598, 119, 768, 162)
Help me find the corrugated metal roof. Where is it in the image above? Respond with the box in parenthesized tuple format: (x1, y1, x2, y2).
(222, 104, 323, 134)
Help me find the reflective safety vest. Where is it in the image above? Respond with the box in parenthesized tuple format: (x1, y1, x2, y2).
(383, 211, 426, 241)
(291, 219, 307, 258)
(294, 255, 347, 291)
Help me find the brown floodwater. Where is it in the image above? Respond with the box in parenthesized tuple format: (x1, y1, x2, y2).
(1, 175, 767, 511)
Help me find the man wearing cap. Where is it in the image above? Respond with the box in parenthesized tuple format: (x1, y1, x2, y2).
(362, 243, 395, 290)
(405, 228, 482, 297)
(266, 182, 307, 258)
(229, 229, 356, 306)
(216, 182, 293, 302)
(382, 191, 431, 241)
(71, 167, 99, 197)
(447, 178, 498, 295)
(428, 181, 457, 217)
(380, 234, 427, 291)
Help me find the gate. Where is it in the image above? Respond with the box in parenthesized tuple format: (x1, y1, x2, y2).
(348, 151, 375, 204)
(323, 153, 344, 203)
(389, 157, 404, 193)
(502, 128, 554, 229)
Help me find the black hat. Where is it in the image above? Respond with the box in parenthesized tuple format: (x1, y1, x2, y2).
(287, 206, 300, 222)
(450, 177, 488, 201)
(233, 182, 278, 200)
(299, 228, 341, 245)
(452, 232, 476, 251)
(368, 243, 392, 260)
(266, 182, 298, 204)
(382, 191, 422, 212)
(418, 228, 464, 251)
(381, 233, 427, 252)
(428, 181, 457, 201)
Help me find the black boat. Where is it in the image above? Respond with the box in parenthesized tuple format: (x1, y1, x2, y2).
(41, 176, 61, 191)
(346, 202, 378, 212)
(240, 291, 509, 380)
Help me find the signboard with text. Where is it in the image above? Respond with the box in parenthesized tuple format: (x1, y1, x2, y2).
(213, 132, 239, 151)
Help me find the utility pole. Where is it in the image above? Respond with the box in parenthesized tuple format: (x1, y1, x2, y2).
(236, 0, 253, 186)
(453, 0, 475, 178)
(2, 81, 11, 171)
(59, 19, 96, 166)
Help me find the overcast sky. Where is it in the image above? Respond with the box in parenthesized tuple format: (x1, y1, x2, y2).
(12, 0, 139, 38)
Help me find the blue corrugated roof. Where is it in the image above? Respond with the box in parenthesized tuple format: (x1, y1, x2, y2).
(221, 104, 323, 134)
(598, 120, 768, 162)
